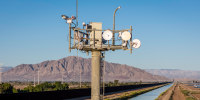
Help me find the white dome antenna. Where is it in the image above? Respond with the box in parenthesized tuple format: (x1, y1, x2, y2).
(121, 31, 131, 41)
(132, 39, 141, 48)
(102, 30, 113, 40)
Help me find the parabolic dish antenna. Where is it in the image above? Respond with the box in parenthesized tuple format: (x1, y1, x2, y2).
(102, 30, 113, 40)
(132, 39, 141, 48)
(121, 31, 131, 41)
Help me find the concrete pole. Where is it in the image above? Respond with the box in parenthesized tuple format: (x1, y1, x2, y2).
(91, 51, 101, 100)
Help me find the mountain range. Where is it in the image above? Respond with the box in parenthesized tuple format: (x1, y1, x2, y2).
(0, 66, 12, 72)
(145, 69, 200, 81)
(2, 56, 168, 82)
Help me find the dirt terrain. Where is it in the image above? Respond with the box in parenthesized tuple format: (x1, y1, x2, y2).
(158, 82, 200, 100)
(180, 83, 200, 100)
(172, 84, 185, 100)
(157, 83, 185, 100)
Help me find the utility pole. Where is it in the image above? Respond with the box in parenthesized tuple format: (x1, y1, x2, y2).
(62, 72, 64, 84)
(0, 67, 2, 84)
(38, 70, 40, 85)
(34, 73, 36, 87)
(0, 72, 1, 84)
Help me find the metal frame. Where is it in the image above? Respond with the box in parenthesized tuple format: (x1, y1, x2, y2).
(69, 27, 133, 53)
(65, 24, 133, 100)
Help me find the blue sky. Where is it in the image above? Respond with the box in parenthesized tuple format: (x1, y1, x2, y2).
(0, 0, 200, 70)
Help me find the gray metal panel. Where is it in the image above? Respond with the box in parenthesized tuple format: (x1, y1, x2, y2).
(89, 22, 102, 45)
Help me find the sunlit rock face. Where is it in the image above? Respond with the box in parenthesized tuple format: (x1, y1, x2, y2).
(2, 56, 168, 82)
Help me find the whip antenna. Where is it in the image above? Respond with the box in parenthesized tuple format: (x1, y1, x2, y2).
(76, 0, 78, 26)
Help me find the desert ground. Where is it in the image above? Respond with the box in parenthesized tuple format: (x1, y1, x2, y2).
(158, 82, 200, 100)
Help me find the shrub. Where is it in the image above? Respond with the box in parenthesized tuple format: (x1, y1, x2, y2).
(0, 83, 15, 94)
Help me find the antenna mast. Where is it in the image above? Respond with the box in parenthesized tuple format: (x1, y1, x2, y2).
(61, 4, 141, 100)
(76, 0, 78, 26)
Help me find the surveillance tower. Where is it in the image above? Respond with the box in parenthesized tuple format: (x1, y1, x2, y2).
(62, 1, 141, 100)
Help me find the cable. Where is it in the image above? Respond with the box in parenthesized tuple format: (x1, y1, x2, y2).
(77, 49, 82, 88)
(103, 51, 105, 100)
(72, 22, 77, 27)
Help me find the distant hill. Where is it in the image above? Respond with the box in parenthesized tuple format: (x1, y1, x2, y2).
(0, 66, 12, 72)
(2, 56, 168, 82)
(145, 69, 200, 80)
